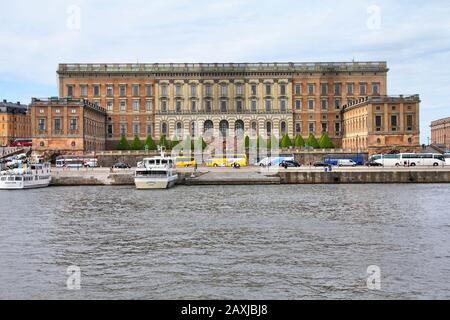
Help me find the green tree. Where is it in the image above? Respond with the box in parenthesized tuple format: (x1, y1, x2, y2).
(267, 135, 278, 150)
(130, 136, 143, 150)
(143, 135, 157, 150)
(319, 133, 335, 149)
(256, 135, 266, 150)
(117, 136, 130, 150)
(171, 137, 180, 149)
(306, 133, 320, 149)
(294, 135, 306, 148)
(158, 135, 170, 150)
(280, 134, 292, 149)
(244, 136, 250, 149)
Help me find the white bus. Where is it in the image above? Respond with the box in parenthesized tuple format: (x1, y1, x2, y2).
(56, 156, 98, 168)
(444, 153, 450, 166)
(371, 153, 446, 167)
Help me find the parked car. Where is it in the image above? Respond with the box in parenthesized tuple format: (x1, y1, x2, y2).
(366, 160, 383, 167)
(337, 159, 357, 167)
(313, 161, 327, 167)
(112, 162, 131, 169)
(280, 160, 301, 168)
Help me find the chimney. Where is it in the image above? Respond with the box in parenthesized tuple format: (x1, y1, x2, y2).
(2, 99, 6, 103)
(17, 101, 20, 105)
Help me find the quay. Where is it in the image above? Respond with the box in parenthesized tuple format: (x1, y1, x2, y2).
(49, 166, 450, 186)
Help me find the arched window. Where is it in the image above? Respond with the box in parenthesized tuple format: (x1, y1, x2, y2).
(235, 120, 244, 136)
(204, 120, 213, 133)
(280, 121, 287, 135)
(251, 121, 257, 136)
(161, 122, 168, 136)
(266, 121, 272, 137)
(219, 120, 229, 137)
(176, 122, 183, 137)
(190, 122, 196, 137)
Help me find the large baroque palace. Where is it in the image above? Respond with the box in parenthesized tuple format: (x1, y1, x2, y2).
(56, 62, 390, 148)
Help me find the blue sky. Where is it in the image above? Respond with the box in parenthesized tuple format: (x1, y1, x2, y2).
(0, 0, 449, 143)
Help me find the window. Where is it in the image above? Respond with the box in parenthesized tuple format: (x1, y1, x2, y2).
(205, 84, 212, 96)
(145, 101, 152, 112)
(54, 118, 61, 131)
(236, 84, 243, 95)
(251, 100, 257, 112)
(119, 84, 127, 97)
(161, 84, 168, 97)
(320, 83, 328, 95)
(220, 84, 228, 96)
(133, 100, 140, 112)
(266, 122, 272, 137)
(236, 100, 243, 112)
(308, 99, 315, 110)
(265, 99, 271, 112)
(146, 124, 152, 135)
(133, 123, 140, 135)
(190, 84, 197, 96)
(175, 84, 182, 96)
(265, 84, 272, 95)
(161, 100, 167, 112)
(191, 122, 196, 137)
(280, 99, 286, 112)
(334, 83, 341, 95)
(120, 100, 126, 112)
(359, 83, 367, 95)
(280, 84, 286, 95)
(67, 85, 74, 97)
(107, 124, 113, 137)
(334, 98, 341, 109)
(280, 121, 287, 135)
(120, 123, 127, 136)
(176, 100, 182, 113)
(55, 109, 61, 114)
(132, 85, 139, 96)
(205, 100, 212, 112)
(295, 99, 302, 110)
(391, 115, 398, 130)
(71, 109, 77, 114)
(335, 122, 341, 135)
(161, 123, 168, 135)
(321, 99, 328, 110)
(406, 114, 413, 131)
(251, 121, 257, 135)
(295, 84, 301, 95)
(220, 100, 227, 112)
(191, 100, 197, 112)
(106, 84, 113, 97)
(107, 100, 113, 111)
(295, 123, 301, 135)
(308, 84, 315, 95)
(375, 115, 382, 131)
(309, 122, 315, 133)
(93, 85, 100, 97)
(80, 85, 87, 97)
(251, 84, 257, 96)
(70, 118, 77, 131)
(372, 83, 380, 95)
(321, 122, 327, 133)
(145, 85, 152, 97)
(347, 83, 354, 95)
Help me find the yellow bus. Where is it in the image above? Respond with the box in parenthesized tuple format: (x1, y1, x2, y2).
(205, 154, 248, 167)
(175, 156, 196, 168)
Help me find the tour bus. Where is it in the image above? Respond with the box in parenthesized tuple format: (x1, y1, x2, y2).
(371, 153, 446, 167)
(175, 156, 196, 168)
(205, 154, 248, 167)
(257, 156, 294, 167)
(10, 138, 32, 147)
(56, 156, 98, 168)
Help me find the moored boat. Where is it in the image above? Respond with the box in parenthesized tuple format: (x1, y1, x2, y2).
(134, 150, 178, 189)
(0, 162, 51, 189)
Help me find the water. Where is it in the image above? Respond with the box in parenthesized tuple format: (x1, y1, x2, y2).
(0, 184, 449, 299)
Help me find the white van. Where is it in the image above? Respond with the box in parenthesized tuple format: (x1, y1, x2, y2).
(337, 159, 357, 167)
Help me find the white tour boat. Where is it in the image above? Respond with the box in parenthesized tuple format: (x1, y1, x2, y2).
(134, 150, 178, 189)
(0, 162, 51, 189)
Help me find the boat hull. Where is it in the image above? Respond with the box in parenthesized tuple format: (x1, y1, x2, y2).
(0, 179, 51, 190)
(134, 175, 178, 189)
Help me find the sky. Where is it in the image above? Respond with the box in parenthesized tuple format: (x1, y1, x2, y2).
(0, 0, 449, 143)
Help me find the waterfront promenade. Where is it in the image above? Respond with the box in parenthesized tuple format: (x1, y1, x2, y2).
(50, 166, 450, 186)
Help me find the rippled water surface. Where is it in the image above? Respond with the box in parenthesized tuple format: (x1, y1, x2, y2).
(1, 184, 449, 299)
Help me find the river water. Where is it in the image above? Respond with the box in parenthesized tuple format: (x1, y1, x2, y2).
(0, 184, 449, 299)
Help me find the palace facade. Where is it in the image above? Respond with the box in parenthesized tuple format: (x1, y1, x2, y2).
(57, 62, 389, 149)
(431, 117, 450, 150)
(30, 98, 106, 154)
(341, 95, 421, 154)
(0, 100, 31, 146)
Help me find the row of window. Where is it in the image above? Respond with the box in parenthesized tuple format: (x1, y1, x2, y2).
(160, 83, 289, 97)
(37, 118, 78, 131)
(67, 84, 153, 98)
(159, 99, 289, 113)
(293, 83, 380, 96)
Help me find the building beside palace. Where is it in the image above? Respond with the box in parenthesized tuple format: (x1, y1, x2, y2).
(30, 97, 106, 154)
(56, 62, 389, 149)
(431, 117, 450, 150)
(341, 95, 421, 154)
(0, 100, 31, 146)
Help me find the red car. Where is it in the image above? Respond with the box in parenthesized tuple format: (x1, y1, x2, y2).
(10, 139, 32, 147)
